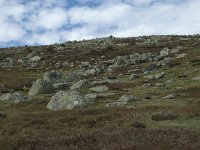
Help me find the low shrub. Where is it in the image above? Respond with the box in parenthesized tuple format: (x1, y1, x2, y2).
(131, 121, 146, 128)
(152, 114, 177, 121)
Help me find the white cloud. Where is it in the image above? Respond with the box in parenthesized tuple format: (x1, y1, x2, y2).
(0, 0, 200, 47)
(27, 7, 68, 30)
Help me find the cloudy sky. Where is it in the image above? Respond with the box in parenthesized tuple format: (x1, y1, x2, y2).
(0, 0, 200, 47)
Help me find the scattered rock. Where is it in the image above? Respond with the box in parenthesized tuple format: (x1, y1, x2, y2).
(46, 90, 93, 110)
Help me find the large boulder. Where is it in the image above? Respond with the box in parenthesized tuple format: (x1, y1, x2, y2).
(46, 90, 93, 110)
(28, 79, 54, 96)
(0, 92, 29, 104)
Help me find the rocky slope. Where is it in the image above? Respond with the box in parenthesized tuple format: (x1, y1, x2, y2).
(0, 35, 200, 150)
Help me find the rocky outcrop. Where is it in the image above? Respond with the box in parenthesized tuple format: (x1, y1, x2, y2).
(46, 90, 93, 110)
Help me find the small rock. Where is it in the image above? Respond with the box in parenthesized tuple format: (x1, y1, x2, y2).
(160, 47, 170, 57)
(27, 51, 37, 59)
(90, 85, 109, 93)
(53, 83, 70, 90)
(62, 62, 70, 67)
(85, 93, 97, 100)
(176, 53, 187, 59)
(162, 94, 176, 99)
(143, 64, 157, 72)
(118, 95, 139, 103)
(70, 79, 90, 90)
(30, 56, 41, 62)
(154, 72, 165, 79)
(130, 74, 139, 80)
(192, 77, 200, 81)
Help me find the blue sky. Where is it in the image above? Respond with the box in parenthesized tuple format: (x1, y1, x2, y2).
(0, 0, 200, 48)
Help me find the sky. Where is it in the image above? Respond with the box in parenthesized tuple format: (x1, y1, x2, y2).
(0, 0, 200, 48)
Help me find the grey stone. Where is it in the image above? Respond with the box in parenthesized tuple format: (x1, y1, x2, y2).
(143, 64, 157, 72)
(27, 51, 37, 59)
(160, 47, 170, 57)
(46, 90, 93, 110)
(43, 70, 66, 83)
(28, 79, 55, 96)
(90, 85, 109, 92)
(118, 95, 139, 103)
(85, 93, 97, 100)
(130, 74, 139, 80)
(192, 77, 200, 81)
(105, 95, 139, 107)
(162, 94, 176, 99)
(0, 92, 29, 104)
(62, 62, 70, 67)
(53, 83, 70, 90)
(176, 53, 187, 59)
(154, 72, 165, 79)
(141, 53, 154, 62)
(70, 79, 90, 90)
(1, 57, 14, 69)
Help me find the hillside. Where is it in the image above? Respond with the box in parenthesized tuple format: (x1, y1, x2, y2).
(0, 35, 200, 150)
